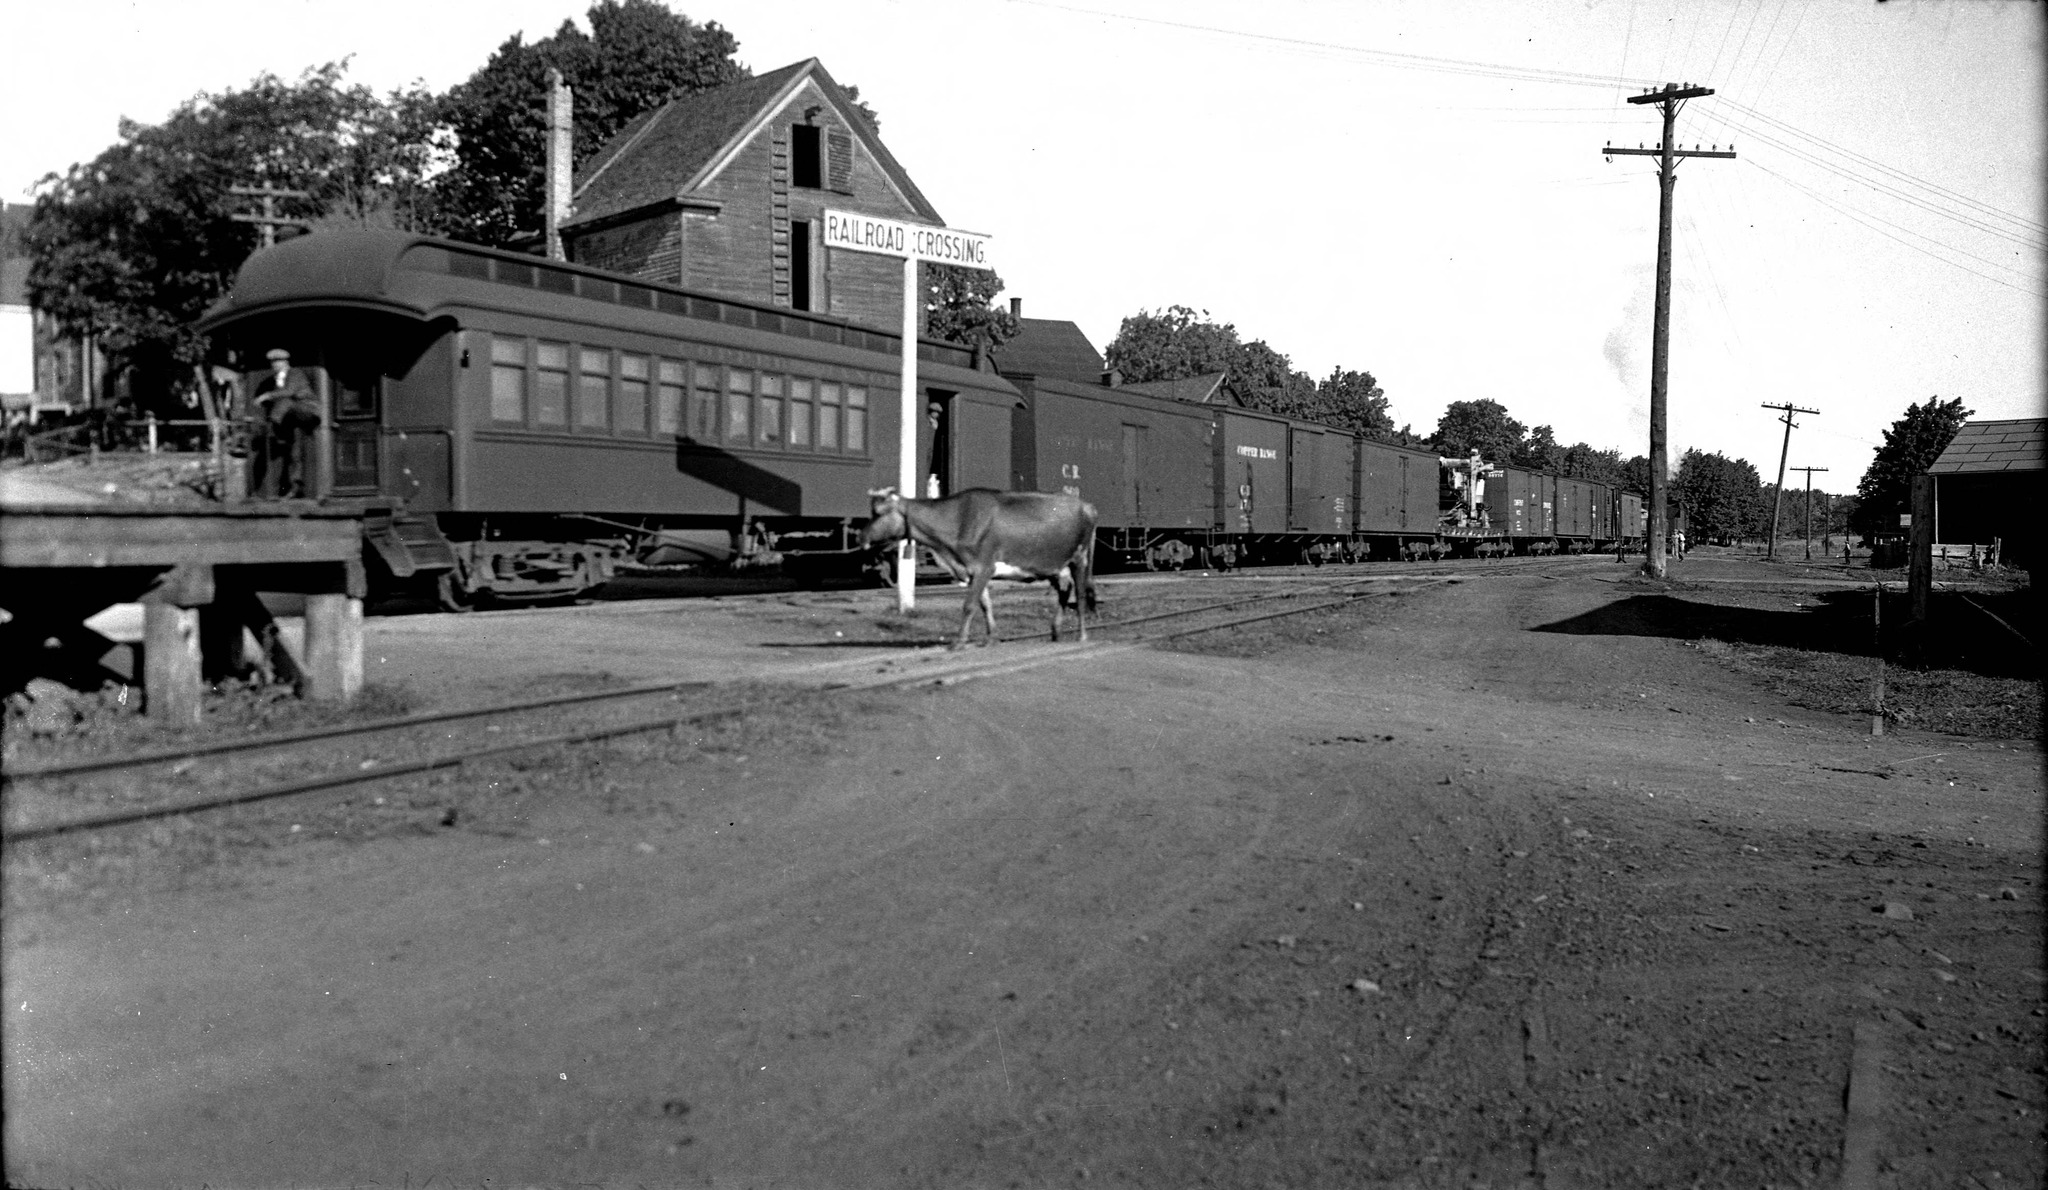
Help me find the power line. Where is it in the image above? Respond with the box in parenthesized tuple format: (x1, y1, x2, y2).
(1748, 160, 2047, 298)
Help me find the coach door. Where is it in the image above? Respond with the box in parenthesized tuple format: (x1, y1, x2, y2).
(327, 366, 382, 495)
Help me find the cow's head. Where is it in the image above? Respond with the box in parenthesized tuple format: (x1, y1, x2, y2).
(861, 487, 907, 549)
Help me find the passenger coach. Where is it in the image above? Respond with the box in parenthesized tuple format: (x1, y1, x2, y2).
(198, 229, 1021, 604)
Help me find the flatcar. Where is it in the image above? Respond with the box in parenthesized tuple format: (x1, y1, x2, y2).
(198, 228, 1021, 603)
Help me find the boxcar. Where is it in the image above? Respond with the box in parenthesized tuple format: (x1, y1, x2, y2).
(1353, 437, 1445, 551)
(197, 229, 1022, 602)
(1006, 374, 1214, 568)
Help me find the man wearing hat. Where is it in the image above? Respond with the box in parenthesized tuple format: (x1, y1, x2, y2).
(250, 348, 322, 497)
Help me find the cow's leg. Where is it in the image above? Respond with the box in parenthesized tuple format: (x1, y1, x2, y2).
(979, 582, 999, 646)
(1072, 552, 1092, 642)
(1048, 570, 1068, 641)
(956, 568, 992, 649)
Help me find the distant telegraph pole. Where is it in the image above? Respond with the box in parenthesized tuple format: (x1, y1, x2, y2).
(229, 182, 312, 248)
(1761, 402, 1821, 558)
(1792, 465, 1829, 560)
(1606, 84, 1735, 579)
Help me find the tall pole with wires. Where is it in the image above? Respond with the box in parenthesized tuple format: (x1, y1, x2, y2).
(1606, 84, 1735, 578)
(1793, 465, 1828, 560)
(1761, 401, 1819, 558)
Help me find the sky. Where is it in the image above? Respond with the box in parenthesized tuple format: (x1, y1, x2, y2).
(5, 0, 2042, 495)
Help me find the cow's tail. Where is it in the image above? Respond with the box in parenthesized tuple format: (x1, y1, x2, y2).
(1076, 503, 1100, 615)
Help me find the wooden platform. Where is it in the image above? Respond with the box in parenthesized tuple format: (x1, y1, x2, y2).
(1, 501, 366, 722)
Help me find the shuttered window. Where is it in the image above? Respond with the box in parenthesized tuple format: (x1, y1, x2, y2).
(827, 127, 853, 192)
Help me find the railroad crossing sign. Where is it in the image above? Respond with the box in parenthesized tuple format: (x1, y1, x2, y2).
(822, 210, 996, 611)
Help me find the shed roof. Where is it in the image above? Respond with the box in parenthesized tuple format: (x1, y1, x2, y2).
(1119, 372, 1238, 406)
(565, 58, 939, 230)
(1927, 418, 2046, 475)
(992, 318, 1105, 384)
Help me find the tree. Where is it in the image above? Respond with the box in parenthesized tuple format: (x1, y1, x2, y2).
(1105, 305, 1242, 383)
(1312, 368, 1394, 438)
(1512, 424, 1566, 472)
(25, 63, 439, 411)
(1853, 396, 1973, 536)
(1560, 443, 1625, 486)
(1674, 448, 1765, 544)
(921, 264, 1018, 351)
(1619, 454, 1651, 493)
(431, 0, 746, 247)
(1431, 399, 1526, 464)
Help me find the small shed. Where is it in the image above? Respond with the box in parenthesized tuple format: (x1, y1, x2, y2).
(1925, 417, 2044, 572)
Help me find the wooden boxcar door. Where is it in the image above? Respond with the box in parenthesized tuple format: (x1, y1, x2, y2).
(1121, 423, 1146, 524)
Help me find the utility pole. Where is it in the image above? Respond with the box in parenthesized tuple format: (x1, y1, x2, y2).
(1761, 402, 1820, 558)
(229, 182, 312, 248)
(1606, 84, 1735, 578)
(1792, 465, 1828, 561)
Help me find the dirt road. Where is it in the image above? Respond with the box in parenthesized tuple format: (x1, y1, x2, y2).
(6, 564, 2042, 1188)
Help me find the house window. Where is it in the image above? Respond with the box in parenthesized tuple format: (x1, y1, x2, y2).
(577, 346, 611, 430)
(790, 220, 811, 311)
(657, 360, 685, 435)
(817, 381, 841, 451)
(490, 336, 526, 423)
(726, 368, 753, 442)
(792, 124, 822, 189)
(534, 341, 569, 426)
(788, 378, 812, 448)
(618, 353, 649, 433)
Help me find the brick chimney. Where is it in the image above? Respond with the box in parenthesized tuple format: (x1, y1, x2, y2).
(545, 69, 573, 260)
(1009, 297, 1021, 320)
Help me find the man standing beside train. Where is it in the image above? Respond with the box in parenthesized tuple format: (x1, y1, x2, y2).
(249, 348, 322, 497)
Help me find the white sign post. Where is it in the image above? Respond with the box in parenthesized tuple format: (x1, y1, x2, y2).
(822, 210, 995, 612)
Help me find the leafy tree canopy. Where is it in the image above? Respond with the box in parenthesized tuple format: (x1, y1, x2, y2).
(1104, 306, 1390, 434)
(25, 62, 438, 403)
(1431, 399, 1526, 463)
(1853, 396, 1973, 535)
(1675, 448, 1766, 543)
(922, 264, 1018, 351)
(431, 0, 746, 247)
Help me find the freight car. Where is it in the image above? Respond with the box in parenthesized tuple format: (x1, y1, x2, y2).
(197, 228, 1021, 604)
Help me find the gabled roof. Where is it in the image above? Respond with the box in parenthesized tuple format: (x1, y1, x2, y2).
(564, 58, 940, 231)
(1119, 372, 1238, 406)
(1928, 417, 2046, 475)
(992, 318, 1106, 384)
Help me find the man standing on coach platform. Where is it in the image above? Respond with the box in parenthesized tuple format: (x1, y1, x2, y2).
(251, 348, 322, 497)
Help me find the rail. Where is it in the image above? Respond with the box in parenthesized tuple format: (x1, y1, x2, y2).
(1, 569, 1469, 842)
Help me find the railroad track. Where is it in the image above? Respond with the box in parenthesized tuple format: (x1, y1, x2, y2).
(1, 565, 1498, 842)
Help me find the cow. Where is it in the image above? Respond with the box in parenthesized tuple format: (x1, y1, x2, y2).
(862, 487, 1097, 649)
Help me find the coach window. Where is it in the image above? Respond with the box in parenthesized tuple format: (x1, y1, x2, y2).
(490, 336, 527, 422)
(534, 341, 570, 426)
(656, 360, 685, 435)
(619, 353, 649, 434)
(726, 368, 753, 443)
(691, 363, 720, 442)
(578, 346, 611, 430)
(817, 381, 841, 451)
(757, 374, 783, 447)
(844, 384, 868, 453)
(788, 378, 812, 448)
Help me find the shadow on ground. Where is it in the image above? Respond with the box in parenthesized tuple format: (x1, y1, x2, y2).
(1534, 588, 2037, 680)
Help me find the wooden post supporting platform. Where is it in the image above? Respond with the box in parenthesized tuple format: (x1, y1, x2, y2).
(142, 603, 204, 725)
(302, 593, 363, 702)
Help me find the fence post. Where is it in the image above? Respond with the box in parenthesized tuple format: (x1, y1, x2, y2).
(1908, 474, 1933, 624)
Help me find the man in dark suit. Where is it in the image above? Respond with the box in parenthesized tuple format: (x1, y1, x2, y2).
(250, 348, 322, 497)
